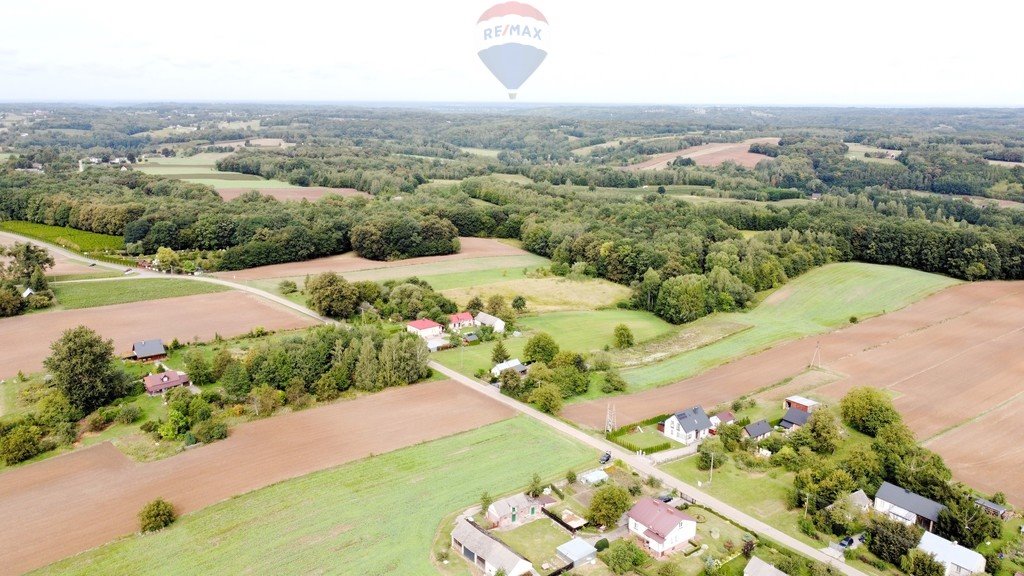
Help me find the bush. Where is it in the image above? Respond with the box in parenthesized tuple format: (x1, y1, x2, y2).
(140, 420, 158, 433)
(87, 412, 111, 432)
(278, 279, 298, 294)
(138, 498, 176, 532)
(115, 404, 142, 424)
(0, 424, 47, 464)
(595, 538, 610, 552)
(192, 420, 228, 444)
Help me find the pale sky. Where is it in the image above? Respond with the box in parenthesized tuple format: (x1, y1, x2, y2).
(2, 0, 1022, 106)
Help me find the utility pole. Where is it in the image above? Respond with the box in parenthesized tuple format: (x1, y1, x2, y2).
(708, 451, 715, 485)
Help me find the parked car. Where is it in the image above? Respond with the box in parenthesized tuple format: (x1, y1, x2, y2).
(657, 494, 673, 503)
(839, 537, 854, 548)
(599, 452, 611, 464)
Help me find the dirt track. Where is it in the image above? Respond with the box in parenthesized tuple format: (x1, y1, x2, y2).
(217, 237, 529, 281)
(0, 231, 96, 277)
(0, 380, 513, 575)
(563, 281, 1024, 503)
(217, 186, 369, 201)
(625, 138, 778, 171)
(0, 291, 316, 379)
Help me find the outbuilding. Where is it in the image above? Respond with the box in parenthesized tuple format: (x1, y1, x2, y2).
(556, 538, 597, 566)
(783, 395, 819, 413)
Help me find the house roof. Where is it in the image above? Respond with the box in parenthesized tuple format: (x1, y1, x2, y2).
(827, 489, 872, 512)
(975, 497, 1008, 514)
(557, 538, 597, 563)
(132, 339, 166, 358)
(407, 318, 442, 331)
(745, 419, 772, 438)
(785, 395, 819, 407)
(451, 518, 532, 574)
(876, 482, 947, 523)
(449, 312, 474, 324)
(744, 556, 789, 576)
(488, 493, 555, 518)
(580, 469, 608, 484)
(671, 406, 712, 433)
(143, 370, 189, 392)
(465, 332, 480, 341)
(492, 358, 526, 374)
(628, 498, 695, 540)
(475, 311, 504, 326)
(780, 407, 810, 428)
(713, 411, 735, 424)
(919, 531, 986, 571)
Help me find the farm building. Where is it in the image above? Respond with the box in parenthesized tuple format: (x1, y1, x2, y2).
(743, 420, 772, 441)
(450, 518, 536, 576)
(406, 318, 443, 340)
(579, 469, 608, 485)
(874, 481, 946, 532)
(918, 531, 986, 576)
(779, 408, 810, 431)
(783, 395, 819, 413)
(556, 538, 597, 566)
(491, 358, 528, 378)
(662, 406, 713, 445)
(710, 411, 735, 429)
(744, 556, 789, 576)
(485, 492, 555, 529)
(143, 370, 190, 395)
(475, 312, 506, 333)
(425, 337, 450, 353)
(975, 497, 1013, 520)
(448, 311, 475, 330)
(626, 497, 697, 557)
(132, 339, 166, 361)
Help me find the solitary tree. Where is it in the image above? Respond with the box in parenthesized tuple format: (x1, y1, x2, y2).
(467, 296, 484, 314)
(139, 498, 176, 532)
(527, 473, 544, 497)
(868, 517, 921, 564)
(305, 272, 359, 319)
(511, 295, 526, 312)
(44, 326, 129, 414)
(587, 484, 632, 527)
(613, 324, 634, 349)
(480, 491, 493, 515)
(491, 339, 510, 364)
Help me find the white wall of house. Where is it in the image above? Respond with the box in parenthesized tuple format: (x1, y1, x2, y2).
(662, 416, 709, 445)
(627, 517, 696, 555)
(407, 325, 443, 339)
(873, 498, 917, 526)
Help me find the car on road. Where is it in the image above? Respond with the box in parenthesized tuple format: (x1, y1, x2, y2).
(657, 494, 673, 503)
(599, 451, 611, 464)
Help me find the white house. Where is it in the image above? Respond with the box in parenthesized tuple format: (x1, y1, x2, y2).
(451, 518, 536, 576)
(918, 532, 986, 576)
(475, 311, 506, 333)
(626, 498, 697, 556)
(744, 556, 789, 576)
(406, 318, 443, 340)
(662, 406, 713, 445)
(448, 311, 475, 330)
(491, 358, 527, 378)
(873, 481, 946, 532)
(486, 492, 555, 528)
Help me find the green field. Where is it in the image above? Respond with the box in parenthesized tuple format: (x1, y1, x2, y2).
(623, 262, 960, 389)
(0, 221, 124, 252)
(137, 153, 296, 191)
(433, 308, 674, 377)
(49, 278, 228, 310)
(844, 142, 901, 164)
(461, 147, 502, 157)
(36, 417, 595, 576)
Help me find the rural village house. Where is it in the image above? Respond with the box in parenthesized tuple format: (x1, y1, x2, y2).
(475, 311, 506, 333)
(743, 419, 772, 441)
(826, 489, 872, 514)
(486, 492, 556, 528)
(779, 408, 810, 432)
(143, 370, 190, 395)
(451, 517, 536, 576)
(132, 339, 167, 361)
(448, 311, 475, 330)
(873, 481, 946, 532)
(744, 556, 789, 576)
(626, 497, 697, 557)
(662, 406, 713, 445)
(709, 411, 735, 430)
(406, 318, 443, 339)
(491, 358, 528, 379)
(918, 531, 986, 576)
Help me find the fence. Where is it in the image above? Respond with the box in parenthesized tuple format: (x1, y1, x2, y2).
(541, 507, 579, 535)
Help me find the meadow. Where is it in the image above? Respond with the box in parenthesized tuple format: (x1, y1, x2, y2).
(136, 152, 296, 191)
(844, 142, 901, 164)
(0, 221, 123, 252)
(442, 276, 632, 312)
(34, 417, 595, 576)
(50, 278, 228, 310)
(622, 262, 960, 389)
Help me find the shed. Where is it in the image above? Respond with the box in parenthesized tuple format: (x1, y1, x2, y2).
(20, 287, 34, 298)
(491, 358, 528, 378)
(783, 395, 819, 413)
(744, 556, 788, 576)
(579, 469, 609, 485)
(975, 497, 1012, 520)
(556, 538, 597, 565)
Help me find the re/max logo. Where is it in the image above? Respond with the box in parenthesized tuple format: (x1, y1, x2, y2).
(483, 24, 543, 41)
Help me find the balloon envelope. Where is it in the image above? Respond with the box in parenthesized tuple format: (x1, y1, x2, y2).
(476, 2, 548, 98)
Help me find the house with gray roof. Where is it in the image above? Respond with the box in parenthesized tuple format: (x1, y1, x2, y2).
(779, 407, 810, 431)
(451, 517, 536, 576)
(743, 419, 772, 441)
(485, 492, 555, 528)
(132, 339, 166, 360)
(874, 481, 946, 532)
(662, 406, 713, 445)
(975, 497, 1012, 520)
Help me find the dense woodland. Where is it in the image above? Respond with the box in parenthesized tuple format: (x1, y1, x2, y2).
(2, 105, 1024, 325)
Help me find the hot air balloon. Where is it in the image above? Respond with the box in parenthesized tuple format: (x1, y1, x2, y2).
(476, 2, 548, 100)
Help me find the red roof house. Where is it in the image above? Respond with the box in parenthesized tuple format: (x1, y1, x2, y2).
(626, 498, 697, 556)
(448, 311, 475, 330)
(406, 318, 444, 339)
(143, 370, 190, 395)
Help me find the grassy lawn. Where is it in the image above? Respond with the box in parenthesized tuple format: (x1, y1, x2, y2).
(499, 519, 572, 567)
(442, 276, 632, 313)
(50, 278, 228, 309)
(844, 143, 901, 165)
(34, 417, 595, 576)
(137, 153, 296, 190)
(623, 263, 959, 389)
(46, 270, 121, 282)
(613, 427, 680, 451)
(433, 309, 672, 377)
(0, 221, 124, 252)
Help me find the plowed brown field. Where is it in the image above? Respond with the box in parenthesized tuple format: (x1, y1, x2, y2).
(624, 137, 779, 170)
(0, 380, 513, 575)
(564, 282, 1024, 503)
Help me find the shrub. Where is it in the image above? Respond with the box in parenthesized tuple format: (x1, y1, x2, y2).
(278, 279, 298, 294)
(595, 538, 609, 552)
(192, 420, 228, 444)
(87, 412, 111, 432)
(115, 404, 142, 424)
(138, 498, 176, 532)
(566, 469, 577, 484)
(140, 420, 158, 433)
(0, 424, 46, 464)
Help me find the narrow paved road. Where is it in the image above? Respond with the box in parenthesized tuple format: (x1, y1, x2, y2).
(6, 229, 859, 573)
(430, 362, 865, 576)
